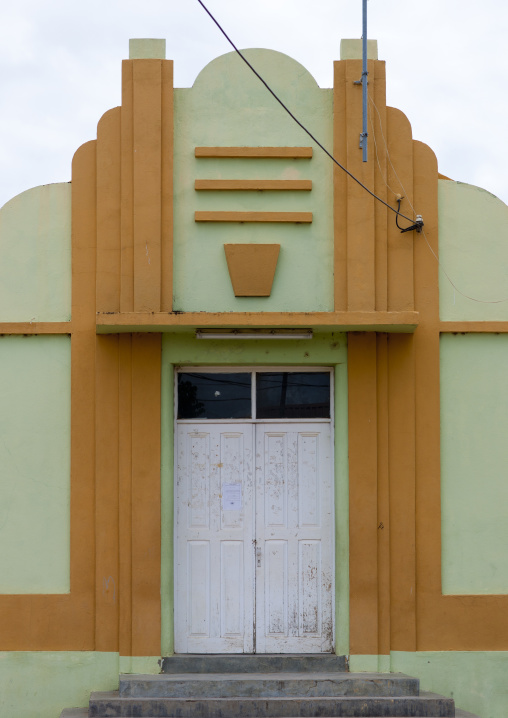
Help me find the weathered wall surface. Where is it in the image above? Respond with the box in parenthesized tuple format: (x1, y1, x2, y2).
(0, 334, 71, 593)
(173, 49, 334, 312)
(0, 652, 160, 718)
(439, 180, 508, 320)
(0, 183, 71, 321)
(441, 333, 508, 594)
(350, 651, 508, 718)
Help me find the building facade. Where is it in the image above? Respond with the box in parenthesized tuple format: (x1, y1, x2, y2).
(1, 38, 508, 718)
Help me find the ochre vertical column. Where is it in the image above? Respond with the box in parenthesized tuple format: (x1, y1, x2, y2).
(95, 336, 120, 651)
(334, 59, 389, 312)
(96, 107, 121, 312)
(372, 62, 388, 312)
(412, 140, 442, 643)
(120, 58, 174, 313)
(161, 61, 174, 312)
(131, 334, 161, 655)
(118, 335, 133, 657)
(121, 61, 135, 312)
(132, 61, 162, 311)
(69, 139, 98, 644)
(386, 108, 414, 311)
(376, 334, 391, 655)
(345, 60, 376, 311)
(348, 333, 379, 654)
(388, 334, 416, 651)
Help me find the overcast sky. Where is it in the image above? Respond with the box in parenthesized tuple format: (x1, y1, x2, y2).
(1, 0, 507, 209)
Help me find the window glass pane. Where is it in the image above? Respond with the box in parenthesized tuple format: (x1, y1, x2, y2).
(256, 372, 330, 419)
(177, 373, 252, 419)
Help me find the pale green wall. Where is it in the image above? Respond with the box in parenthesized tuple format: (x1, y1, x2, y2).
(350, 652, 508, 718)
(440, 333, 508, 594)
(438, 180, 508, 321)
(173, 49, 333, 313)
(0, 652, 160, 718)
(0, 335, 71, 593)
(160, 332, 348, 655)
(391, 651, 508, 718)
(0, 183, 71, 322)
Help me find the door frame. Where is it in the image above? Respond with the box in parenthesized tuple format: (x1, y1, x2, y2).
(173, 366, 335, 653)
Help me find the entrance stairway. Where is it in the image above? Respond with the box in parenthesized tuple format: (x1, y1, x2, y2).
(60, 654, 480, 718)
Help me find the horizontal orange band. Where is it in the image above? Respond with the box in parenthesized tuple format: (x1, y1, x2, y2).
(195, 179, 312, 191)
(195, 211, 313, 223)
(195, 146, 313, 158)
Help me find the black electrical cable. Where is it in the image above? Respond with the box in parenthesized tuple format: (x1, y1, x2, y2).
(196, 0, 416, 224)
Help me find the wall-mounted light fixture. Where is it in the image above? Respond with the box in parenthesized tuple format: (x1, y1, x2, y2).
(195, 328, 313, 340)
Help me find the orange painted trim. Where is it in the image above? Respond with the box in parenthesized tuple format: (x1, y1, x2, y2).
(376, 334, 391, 655)
(412, 140, 508, 651)
(224, 244, 280, 297)
(95, 335, 120, 651)
(0, 323, 71, 334)
(120, 60, 135, 313)
(195, 146, 313, 158)
(440, 322, 508, 333)
(95, 310, 419, 332)
(96, 107, 121, 312)
(194, 211, 313, 223)
(348, 333, 380, 654)
(386, 107, 415, 312)
(387, 334, 416, 652)
(130, 334, 161, 655)
(195, 179, 312, 191)
(0, 140, 98, 651)
(344, 59, 376, 312)
(160, 60, 174, 312)
(132, 60, 162, 312)
(372, 61, 388, 313)
(118, 335, 133, 657)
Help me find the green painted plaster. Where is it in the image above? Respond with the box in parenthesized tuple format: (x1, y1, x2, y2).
(173, 49, 333, 313)
(160, 332, 348, 653)
(160, 360, 175, 655)
(0, 183, 71, 322)
(0, 652, 162, 718)
(334, 360, 349, 656)
(119, 655, 161, 674)
(438, 180, 508, 321)
(391, 650, 508, 718)
(0, 335, 71, 593)
(349, 654, 390, 673)
(440, 334, 508, 594)
(340, 39, 378, 60)
(0, 651, 119, 718)
(129, 38, 166, 59)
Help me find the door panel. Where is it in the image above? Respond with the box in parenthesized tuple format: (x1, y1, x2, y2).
(175, 424, 254, 653)
(175, 421, 333, 653)
(255, 425, 333, 653)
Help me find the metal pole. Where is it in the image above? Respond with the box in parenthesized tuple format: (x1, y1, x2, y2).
(361, 0, 368, 162)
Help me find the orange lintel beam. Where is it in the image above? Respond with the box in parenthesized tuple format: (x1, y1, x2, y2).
(195, 147, 313, 158)
(95, 310, 419, 332)
(195, 179, 312, 191)
(0, 323, 71, 334)
(440, 322, 508, 333)
(195, 211, 312, 223)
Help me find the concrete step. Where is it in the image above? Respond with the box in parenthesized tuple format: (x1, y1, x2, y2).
(161, 653, 348, 673)
(89, 690, 455, 717)
(119, 672, 419, 698)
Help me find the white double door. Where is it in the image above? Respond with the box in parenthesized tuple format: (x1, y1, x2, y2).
(175, 421, 333, 653)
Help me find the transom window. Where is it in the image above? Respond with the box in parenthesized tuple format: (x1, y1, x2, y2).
(177, 370, 331, 420)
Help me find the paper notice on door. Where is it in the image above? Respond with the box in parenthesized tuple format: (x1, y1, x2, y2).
(222, 482, 242, 511)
